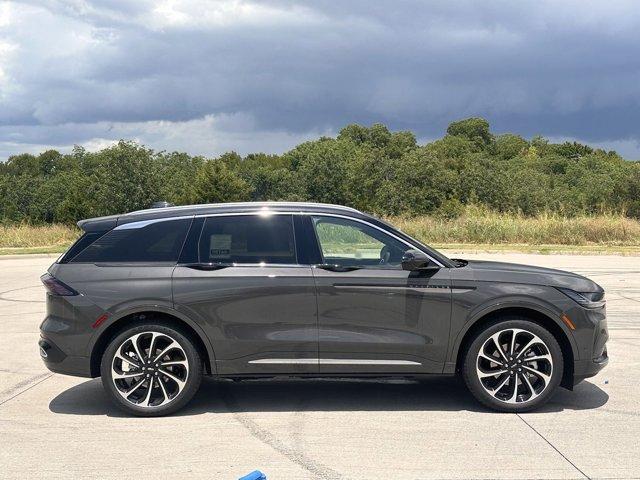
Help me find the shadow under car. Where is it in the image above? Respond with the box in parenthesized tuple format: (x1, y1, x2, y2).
(48, 376, 609, 417)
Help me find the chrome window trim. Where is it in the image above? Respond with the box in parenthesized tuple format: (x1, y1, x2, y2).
(183, 209, 443, 268)
(194, 210, 304, 218)
(194, 212, 298, 266)
(114, 215, 194, 230)
(94, 210, 442, 268)
(70, 216, 194, 265)
(308, 212, 445, 268)
(177, 263, 311, 269)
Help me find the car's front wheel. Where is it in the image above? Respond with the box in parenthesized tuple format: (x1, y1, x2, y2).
(462, 318, 563, 412)
(100, 322, 202, 416)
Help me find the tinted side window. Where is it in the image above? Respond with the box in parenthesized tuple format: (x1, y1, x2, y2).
(199, 215, 296, 264)
(72, 218, 191, 263)
(59, 231, 106, 263)
(311, 216, 409, 268)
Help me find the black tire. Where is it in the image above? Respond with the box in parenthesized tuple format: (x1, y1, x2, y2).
(462, 317, 563, 412)
(100, 321, 202, 416)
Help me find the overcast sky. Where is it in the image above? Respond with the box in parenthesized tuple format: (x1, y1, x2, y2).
(1, 0, 640, 160)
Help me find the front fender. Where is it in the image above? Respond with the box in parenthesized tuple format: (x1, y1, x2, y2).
(446, 290, 580, 367)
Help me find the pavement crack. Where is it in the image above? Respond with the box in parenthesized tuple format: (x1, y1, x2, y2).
(517, 413, 591, 480)
(0, 284, 45, 303)
(220, 386, 344, 480)
(616, 292, 640, 304)
(0, 373, 54, 407)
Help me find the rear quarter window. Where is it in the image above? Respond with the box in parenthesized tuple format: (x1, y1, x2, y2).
(58, 231, 106, 263)
(71, 218, 191, 264)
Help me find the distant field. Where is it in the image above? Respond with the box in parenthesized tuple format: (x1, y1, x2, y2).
(389, 212, 640, 248)
(0, 224, 80, 255)
(1, 212, 640, 255)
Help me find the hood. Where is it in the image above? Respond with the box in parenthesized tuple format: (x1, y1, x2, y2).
(460, 260, 603, 292)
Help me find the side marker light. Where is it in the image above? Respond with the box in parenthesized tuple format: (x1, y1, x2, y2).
(561, 313, 576, 330)
(92, 313, 109, 329)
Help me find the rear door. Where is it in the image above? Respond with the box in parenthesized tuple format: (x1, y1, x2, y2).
(307, 214, 451, 374)
(172, 213, 319, 375)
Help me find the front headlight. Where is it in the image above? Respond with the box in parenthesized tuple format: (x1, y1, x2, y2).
(557, 287, 605, 308)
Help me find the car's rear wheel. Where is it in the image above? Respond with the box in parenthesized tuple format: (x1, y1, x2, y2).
(100, 322, 202, 416)
(462, 318, 563, 412)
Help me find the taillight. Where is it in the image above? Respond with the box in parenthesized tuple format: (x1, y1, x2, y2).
(41, 273, 78, 296)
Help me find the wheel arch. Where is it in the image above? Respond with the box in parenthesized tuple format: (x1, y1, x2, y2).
(453, 306, 576, 389)
(89, 308, 216, 377)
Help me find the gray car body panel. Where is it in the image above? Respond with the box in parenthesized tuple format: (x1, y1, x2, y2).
(172, 264, 318, 375)
(41, 202, 608, 384)
(312, 265, 451, 374)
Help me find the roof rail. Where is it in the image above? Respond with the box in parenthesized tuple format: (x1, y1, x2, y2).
(125, 201, 362, 216)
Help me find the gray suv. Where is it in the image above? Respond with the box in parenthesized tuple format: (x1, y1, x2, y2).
(39, 202, 609, 416)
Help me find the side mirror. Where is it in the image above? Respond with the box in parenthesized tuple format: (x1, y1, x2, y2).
(401, 249, 438, 271)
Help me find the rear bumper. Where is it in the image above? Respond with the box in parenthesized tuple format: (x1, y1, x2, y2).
(39, 337, 92, 378)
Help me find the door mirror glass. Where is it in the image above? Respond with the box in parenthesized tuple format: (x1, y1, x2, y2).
(401, 249, 437, 271)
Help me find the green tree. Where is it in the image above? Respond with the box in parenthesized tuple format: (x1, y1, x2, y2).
(2, 118, 640, 224)
(495, 134, 528, 160)
(157, 152, 204, 205)
(89, 141, 163, 216)
(284, 137, 357, 205)
(446, 117, 493, 147)
(193, 159, 252, 203)
(376, 148, 457, 215)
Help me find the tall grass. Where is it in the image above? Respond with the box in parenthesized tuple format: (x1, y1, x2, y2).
(389, 209, 640, 246)
(1, 209, 639, 253)
(0, 224, 80, 249)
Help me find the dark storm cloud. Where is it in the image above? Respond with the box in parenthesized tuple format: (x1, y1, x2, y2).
(1, 0, 639, 158)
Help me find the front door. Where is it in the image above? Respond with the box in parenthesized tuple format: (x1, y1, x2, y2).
(172, 214, 318, 375)
(308, 215, 451, 374)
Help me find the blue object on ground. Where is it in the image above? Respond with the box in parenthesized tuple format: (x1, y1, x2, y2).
(238, 470, 266, 480)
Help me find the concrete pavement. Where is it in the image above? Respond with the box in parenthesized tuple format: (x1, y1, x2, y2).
(0, 253, 638, 479)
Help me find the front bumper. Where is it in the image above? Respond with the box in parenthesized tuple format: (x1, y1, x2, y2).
(39, 337, 92, 377)
(570, 303, 609, 384)
(573, 347, 609, 384)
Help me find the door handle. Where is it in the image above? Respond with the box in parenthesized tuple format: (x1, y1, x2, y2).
(183, 262, 232, 271)
(316, 264, 361, 272)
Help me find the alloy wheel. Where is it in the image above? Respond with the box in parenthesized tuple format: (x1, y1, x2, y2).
(476, 328, 553, 404)
(111, 331, 189, 408)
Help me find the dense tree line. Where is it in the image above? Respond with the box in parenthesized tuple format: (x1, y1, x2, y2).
(1, 117, 639, 224)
